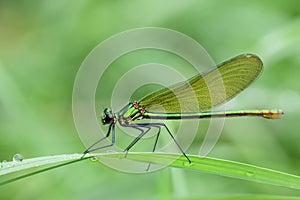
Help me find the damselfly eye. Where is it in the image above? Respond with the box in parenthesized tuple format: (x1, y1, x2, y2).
(102, 108, 114, 125)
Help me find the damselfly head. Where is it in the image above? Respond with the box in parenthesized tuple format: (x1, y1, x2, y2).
(102, 108, 114, 125)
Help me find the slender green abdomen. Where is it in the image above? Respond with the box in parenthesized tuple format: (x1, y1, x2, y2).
(143, 109, 283, 120)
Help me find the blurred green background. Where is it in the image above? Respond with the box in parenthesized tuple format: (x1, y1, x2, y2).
(1, 0, 300, 199)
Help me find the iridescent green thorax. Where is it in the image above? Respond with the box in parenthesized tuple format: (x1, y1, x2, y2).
(117, 102, 145, 124)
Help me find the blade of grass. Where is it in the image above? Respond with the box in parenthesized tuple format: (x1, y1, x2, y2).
(1, 152, 300, 191)
(0, 154, 83, 176)
(0, 154, 88, 186)
(104, 152, 300, 190)
(0, 159, 84, 186)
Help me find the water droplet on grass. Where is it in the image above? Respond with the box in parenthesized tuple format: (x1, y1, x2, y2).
(13, 154, 24, 162)
(90, 156, 98, 162)
(1, 160, 8, 167)
(246, 171, 255, 177)
(183, 161, 193, 167)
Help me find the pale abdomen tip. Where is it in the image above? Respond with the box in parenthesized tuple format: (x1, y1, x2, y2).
(263, 109, 284, 119)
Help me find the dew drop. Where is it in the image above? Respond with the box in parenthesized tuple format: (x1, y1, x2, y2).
(246, 171, 255, 177)
(89, 156, 98, 163)
(183, 161, 193, 167)
(1, 160, 8, 167)
(13, 154, 24, 162)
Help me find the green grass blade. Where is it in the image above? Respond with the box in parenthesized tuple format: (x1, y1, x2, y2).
(1, 152, 300, 191)
(105, 152, 300, 190)
(0, 154, 82, 176)
(0, 154, 87, 186)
